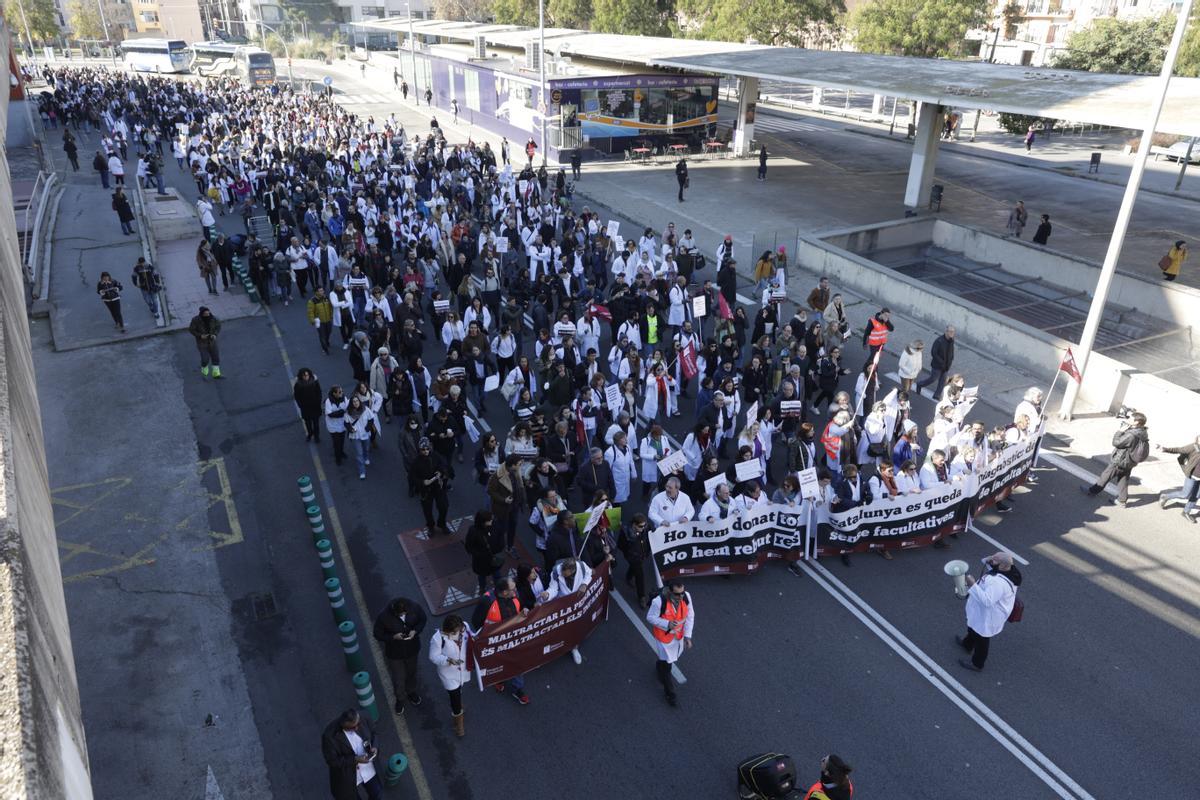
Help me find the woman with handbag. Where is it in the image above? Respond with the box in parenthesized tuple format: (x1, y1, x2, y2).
(1159, 240, 1187, 282)
(956, 552, 1022, 672)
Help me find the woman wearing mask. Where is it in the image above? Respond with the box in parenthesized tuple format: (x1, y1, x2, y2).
(293, 368, 323, 442)
(427, 615, 471, 738)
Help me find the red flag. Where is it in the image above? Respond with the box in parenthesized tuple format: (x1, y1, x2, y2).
(680, 340, 698, 380)
(717, 293, 733, 320)
(588, 303, 612, 322)
(1059, 348, 1082, 383)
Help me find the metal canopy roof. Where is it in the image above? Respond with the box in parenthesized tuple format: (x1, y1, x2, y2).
(360, 18, 1200, 135)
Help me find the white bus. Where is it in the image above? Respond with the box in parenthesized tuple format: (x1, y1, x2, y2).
(120, 38, 190, 73)
(191, 42, 277, 86)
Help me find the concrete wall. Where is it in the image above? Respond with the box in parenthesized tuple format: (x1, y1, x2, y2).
(797, 219, 1200, 423)
(0, 27, 94, 800)
(931, 220, 1200, 331)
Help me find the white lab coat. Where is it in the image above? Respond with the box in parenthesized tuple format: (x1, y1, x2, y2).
(919, 462, 950, 491)
(649, 490, 695, 527)
(646, 593, 695, 663)
(324, 397, 349, 433)
(639, 438, 670, 484)
(667, 284, 687, 327)
(965, 571, 1017, 637)
(681, 433, 710, 481)
(548, 559, 593, 599)
(641, 375, 677, 420)
(605, 443, 636, 503)
(698, 494, 743, 522)
(428, 629, 472, 691)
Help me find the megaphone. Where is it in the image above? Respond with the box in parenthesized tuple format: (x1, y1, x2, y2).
(944, 559, 970, 599)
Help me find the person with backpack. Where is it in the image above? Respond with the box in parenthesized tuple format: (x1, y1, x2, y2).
(956, 552, 1022, 672)
(646, 578, 694, 707)
(1080, 411, 1149, 508)
(131, 257, 162, 317)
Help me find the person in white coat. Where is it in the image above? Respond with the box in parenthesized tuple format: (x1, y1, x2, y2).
(324, 386, 350, 466)
(639, 424, 671, 496)
(956, 553, 1021, 671)
(649, 477, 695, 527)
(428, 615, 472, 737)
(698, 482, 742, 522)
(604, 431, 637, 504)
(345, 395, 378, 480)
(681, 423, 715, 481)
(548, 557, 593, 664)
(897, 341, 923, 393)
(646, 579, 694, 707)
(667, 276, 688, 331)
(642, 362, 678, 422)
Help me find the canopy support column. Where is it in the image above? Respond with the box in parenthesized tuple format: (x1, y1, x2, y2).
(733, 76, 759, 158)
(904, 103, 944, 209)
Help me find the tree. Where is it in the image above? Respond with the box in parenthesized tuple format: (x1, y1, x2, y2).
(67, 0, 106, 41)
(548, 0, 593, 28)
(1179, 10, 1200, 77)
(1052, 14, 1175, 74)
(997, 112, 1055, 135)
(4, 0, 62, 43)
(432, 0, 495, 21)
(850, 0, 990, 58)
(491, 0, 539, 26)
(592, 0, 675, 37)
(677, 0, 845, 49)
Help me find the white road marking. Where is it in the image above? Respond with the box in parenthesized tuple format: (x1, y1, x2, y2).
(465, 398, 491, 434)
(800, 561, 1096, 800)
(608, 588, 686, 684)
(205, 766, 226, 800)
(968, 522, 1030, 566)
(1036, 451, 1115, 497)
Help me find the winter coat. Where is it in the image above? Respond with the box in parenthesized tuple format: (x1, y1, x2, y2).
(1109, 425, 1149, 471)
(1163, 442, 1200, 480)
(293, 377, 323, 420)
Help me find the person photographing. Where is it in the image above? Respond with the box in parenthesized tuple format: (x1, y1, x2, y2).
(1080, 410, 1149, 508)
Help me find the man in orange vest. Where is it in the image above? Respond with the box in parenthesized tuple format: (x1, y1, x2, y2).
(803, 753, 854, 799)
(645, 578, 694, 707)
(470, 578, 531, 705)
(861, 307, 894, 368)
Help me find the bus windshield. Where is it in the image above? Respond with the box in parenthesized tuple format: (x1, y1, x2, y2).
(248, 53, 273, 66)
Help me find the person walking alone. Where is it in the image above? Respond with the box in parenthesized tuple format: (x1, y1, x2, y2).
(307, 286, 334, 355)
(112, 188, 135, 235)
(1006, 200, 1027, 238)
(915, 326, 954, 398)
(757, 145, 768, 181)
(646, 578, 694, 707)
(96, 271, 125, 332)
(1032, 214, 1052, 245)
(108, 151, 125, 187)
(93, 150, 109, 188)
(293, 368, 324, 442)
(63, 133, 79, 170)
(372, 597, 426, 716)
(1159, 240, 1187, 282)
(675, 157, 689, 202)
(188, 306, 223, 379)
(131, 257, 162, 317)
(956, 552, 1021, 672)
(428, 614, 471, 738)
(1080, 411, 1149, 507)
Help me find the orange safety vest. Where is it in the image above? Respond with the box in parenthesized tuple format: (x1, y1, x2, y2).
(821, 420, 842, 461)
(803, 780, 854, 800)
(652, 595, 689, 643)
(485, 595, 522, 623)
(866, 317, 889, 347)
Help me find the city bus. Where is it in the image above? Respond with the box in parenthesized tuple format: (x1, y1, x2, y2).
(120, 38, 190, 73)
(190, 42, 277, 86)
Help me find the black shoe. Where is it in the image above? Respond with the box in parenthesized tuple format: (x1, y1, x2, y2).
(787, 562, 804, 577)
(407, 692, 422, 706)
(932, 539, 948, 549)
(394, 700, 404, 715)
(958, 658, 983, 672)
(840, 554, 851, 566)
(666, 692, 678, 707)
(995, 501, 1011, 513)
(1079, 485, 1096, 496)
(954, 635, 970, 652)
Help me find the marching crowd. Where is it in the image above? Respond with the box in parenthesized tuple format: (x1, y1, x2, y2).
(37, 64, 1197, 799)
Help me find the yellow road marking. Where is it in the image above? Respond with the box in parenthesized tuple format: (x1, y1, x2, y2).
(265, 315, 433, 800)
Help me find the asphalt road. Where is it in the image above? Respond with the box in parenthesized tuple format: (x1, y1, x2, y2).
(36, 66, 1200, 800)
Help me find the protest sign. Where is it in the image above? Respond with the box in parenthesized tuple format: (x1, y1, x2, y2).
(692, 295, 707, 318)
(607, 220, 620, 238)
(604, 383, 622, 411)
(798, 468, 820, 501)
(657, 449, 688, 476)
(470, 562, 609, 688)
(734, 459, 763, 482)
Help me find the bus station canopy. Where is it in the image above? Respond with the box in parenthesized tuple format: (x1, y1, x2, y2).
(360, 18, 1200, 136)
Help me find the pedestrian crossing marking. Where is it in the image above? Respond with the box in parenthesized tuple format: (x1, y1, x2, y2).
(337, 93, 395, 105)
(441, 585, 477, 609)
(753, 116, 823, 133)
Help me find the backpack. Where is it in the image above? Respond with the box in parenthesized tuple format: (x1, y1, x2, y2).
(1130, 434, 1150, 465)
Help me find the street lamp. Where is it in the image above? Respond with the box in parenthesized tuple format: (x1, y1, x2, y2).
(405, 2, 418, 96)
(213, 16, 293, 85)
(538, 0, 546, 162)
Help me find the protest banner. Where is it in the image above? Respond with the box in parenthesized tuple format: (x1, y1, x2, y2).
(470, 561, 610, 688)
(649, 505, 808, 579)
(815, 478, 973, 556)
(971, 435, 1039, 516)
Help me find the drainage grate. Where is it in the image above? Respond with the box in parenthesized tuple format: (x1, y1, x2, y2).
(249, 592, 278, 621)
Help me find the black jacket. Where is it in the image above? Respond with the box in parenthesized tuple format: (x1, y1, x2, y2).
(321, 715, 377, 800)
(463, 523, 504, 577)
(929, 334, 955, 371)
(293, 377, 323, 419)
(1110, 425, 1149, 471)
(576, 459, 615, 504)
(1164, 442, 1200, 479)
(372, 599, 427, 659)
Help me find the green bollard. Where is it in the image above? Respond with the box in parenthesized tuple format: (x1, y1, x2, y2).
(325, 577, 349, 625)
(353, 671, 380, 722)
(384, 754, 409, 787)
(307, 505, 326, 543)
(315, 539, 337, 581)
(338, 620, 366, 673)
(298, 475, 316, 506)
